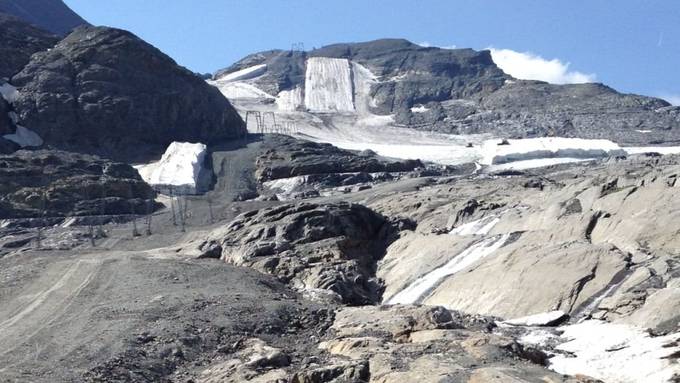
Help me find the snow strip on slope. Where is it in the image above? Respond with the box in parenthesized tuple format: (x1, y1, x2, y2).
(135, 142, 207, 194)
(262, 175, 308, 201)
(480, 137, 626, 165)
(450, 215, 500, 236)
(549, 321, 680, 383)
(501, 311, 567, 327)
(216, 64, 267, 82)
(207, 80, 274, 100)
(625, 146, 680, 156)
(304, 57, 355, 112)
(3, 126, 43, 147)
(0, 82, 19, 103)
(386, 234, 510, 305)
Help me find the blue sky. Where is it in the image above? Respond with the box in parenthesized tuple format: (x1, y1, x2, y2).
(64, 0, 680, 103)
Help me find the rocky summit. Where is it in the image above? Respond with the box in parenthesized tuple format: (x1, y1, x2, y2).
(10, 26, 246, 161)
(0, 0, 88, 36)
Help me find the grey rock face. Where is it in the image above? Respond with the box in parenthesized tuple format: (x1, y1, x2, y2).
(0, 0, 88, 36)
(189, 202, 393, 305)
(0, 98, 13, 135)
(11, 26, 246, 162)
(0, 149, 158, 219)
(0, 12, 58, 79)
(255, 135, 423, 181)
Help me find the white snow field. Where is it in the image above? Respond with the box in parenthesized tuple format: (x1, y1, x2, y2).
(3, 126, 43, 147)
(304, 57, 355, 112)
(208, 80, 274, 100)
(385, 234, 511, 305)
(548, 321, 680, 383)
(135, 142, 207, 194)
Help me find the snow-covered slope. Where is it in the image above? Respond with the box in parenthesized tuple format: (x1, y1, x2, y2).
(304, 57, 355, 112)
(135, 142, 207, 195)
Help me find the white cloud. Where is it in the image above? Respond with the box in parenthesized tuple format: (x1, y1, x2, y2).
(659, 93, 680, 106)
(489, 48, 596, 85)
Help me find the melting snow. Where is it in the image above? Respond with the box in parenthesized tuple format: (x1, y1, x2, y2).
(304, 57, 355, 112)
(450, 215, 500, 236)
(135, 142, 207, 194)
(276, 87, 304, 111)
(208, 80, 274, 100)
(411, 105, 430, 113)
(624, 146, 680, 156)
(386, 234, 510, 305)
(216, 64, 267, 82)
(501, 311, 567, 327)
(480, 137, 626, 165)
(262, 175, 308, 200)
(3, 126, 43, 147)
(0, 82, 19, 103)
(549, 321, 680, 383)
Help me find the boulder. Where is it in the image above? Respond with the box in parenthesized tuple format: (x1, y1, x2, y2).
(11, 26, 245, 162)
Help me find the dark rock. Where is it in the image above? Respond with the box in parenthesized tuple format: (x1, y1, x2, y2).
(0, 12, 58, 79)
(0, 149, 159, 218)
(11, 26, 246, 162)
(194, 202, 394, 305)
(0, 0, 88, 36)
(255, 135, 422, 181)
(0, 98, 14, 136)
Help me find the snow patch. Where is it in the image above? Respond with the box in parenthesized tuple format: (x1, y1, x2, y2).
(0, 82, 19, 103)
(480, 137, 625, 165)
(216, 64, 267, 82)
(501, 311, 567, 327)
(411, 105, 430, 113)
(625, 146, 680, 156)
(386, 234, 510, 305)
(549, 321, 680, 383)
(276, 87, 304, 111)
(3, 126, 43, 147)
(450, 216, 500, 236)
(135, 142, 207, 195)
(262, 175, 308, 201)
(304, 57, 355, 112)
(207, 80, 274, 100)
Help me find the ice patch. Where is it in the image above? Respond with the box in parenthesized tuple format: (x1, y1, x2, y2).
(304, 57, 355, 112)
(135, 142, 207, 194)
(386, 234, 510, 305)
(61, 217, 77, 228)
(411, 105, 429, 113)
(480, 137, 625, 165)
(3, 126, 43, 147)
(501, 311, 567, 327)
(0, 82, 19, 103)
(625, 146, 680, 156)
(216, 64, 267, 82)
(450, 216, 500, 236)
(549, 321, 680, 383)
(276, 87, 304, 111)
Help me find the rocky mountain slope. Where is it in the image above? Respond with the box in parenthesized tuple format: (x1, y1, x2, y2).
(5, 25, 246, 161)
(215, 39, 680, 146)
(0, 0, 88, 35)
(0, 12, 58, 79)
